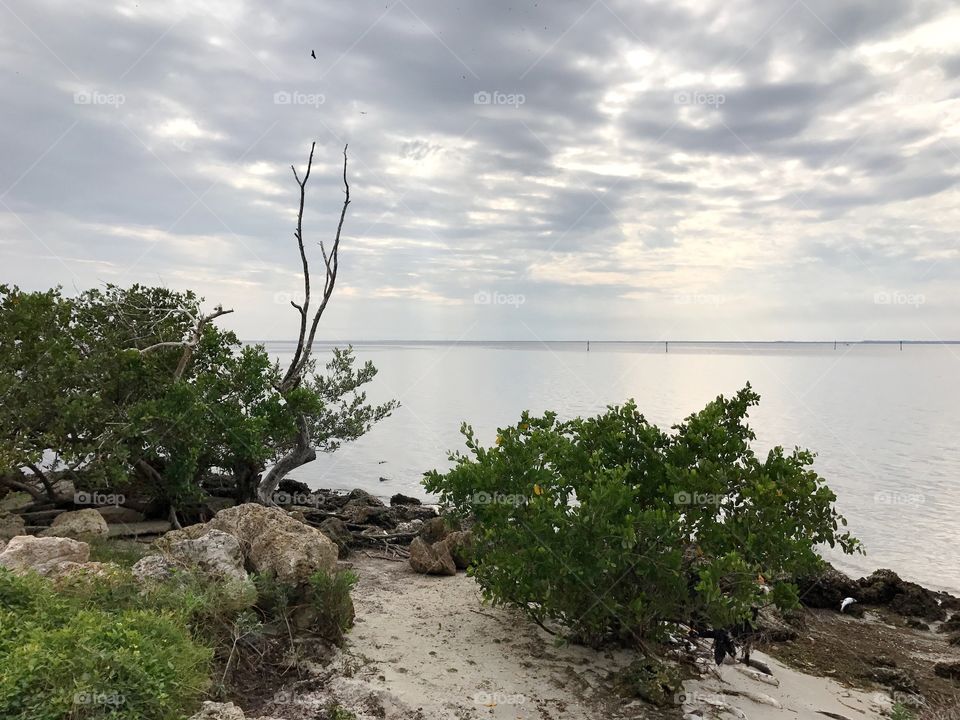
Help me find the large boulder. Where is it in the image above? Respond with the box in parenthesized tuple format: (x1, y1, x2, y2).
(164, 529, 248, 583)
(390, 493, 422, 506)
(39, 509, 109, 540)
(0, 510, 25, 541)
(0, 535, 90, 576)
(409, 536, 456, 576)
(418, 516, 450, 544)
(440, 530, 474, 570)
(157, 503, 338, 587)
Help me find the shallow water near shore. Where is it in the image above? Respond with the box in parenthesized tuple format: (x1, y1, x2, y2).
(263, 341, 960, 594)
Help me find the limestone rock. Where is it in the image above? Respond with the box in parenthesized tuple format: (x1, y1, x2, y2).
(0, 510, 26, 541)
(409, 536, 456, 576)
(418, 516, 450, 544)
(39, 508, 109, 540)
(164, 529, 248, 583)
(132, 554, 177, 583)
(156, 503, 338, 587)
(318, 517, 352, 558)
(440, 530, 474, 569)
(0, 535, 90, 576)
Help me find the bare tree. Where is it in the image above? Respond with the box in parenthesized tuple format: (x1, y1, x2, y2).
(256, 142, 351, 504)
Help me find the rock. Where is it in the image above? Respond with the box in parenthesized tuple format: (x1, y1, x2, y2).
(440, 530, 474, 569)
(858, 569, 945, 620)
(0, 510, 26, 541)
(933, 661, 960, 681)
(0, 491, 32, 512)
(392, 504, 439, 522)
(940, 613, 960, 634)
(187, 701, 281, 720)
(857, 569, 903, 604)
(864, 667, 919, 694)
(207, 503, 337, 586)
(95, 506, 146, 524)
(345, 488, 384, 506)
(906, 619, 930, 630)
(132, 554, 176, 583)
(39, 509, 109, 540)
(318, 517, 353, 558)
(419, 516, 450, 544)
(188, 701, 247, 720)
(390, 493, 422, 506)
(343, 502, 397, 528)
(796, 563, 858, 609)
(0, 535, 89, 576)
(164, 529, 248, 583)
(277, 478, 311, 497)
(408, 536, 456, 576)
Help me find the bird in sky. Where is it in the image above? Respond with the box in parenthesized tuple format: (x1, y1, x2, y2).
(310, 50, 316, 59)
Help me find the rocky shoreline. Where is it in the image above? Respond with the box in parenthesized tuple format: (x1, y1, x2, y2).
(2, 481, 959, 719)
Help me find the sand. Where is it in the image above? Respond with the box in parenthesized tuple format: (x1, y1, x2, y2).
(258, 557, 898, 720)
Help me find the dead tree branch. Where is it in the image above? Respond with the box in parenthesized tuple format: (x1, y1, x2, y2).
(257, 143, 350, 505)
(131, 305, 234, 381)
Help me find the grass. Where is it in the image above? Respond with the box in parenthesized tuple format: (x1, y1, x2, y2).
(0, 541, 359, 719)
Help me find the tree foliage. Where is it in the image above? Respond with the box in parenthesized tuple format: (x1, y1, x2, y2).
(423, 385, 861, 647)
(0, 282, 395, 506)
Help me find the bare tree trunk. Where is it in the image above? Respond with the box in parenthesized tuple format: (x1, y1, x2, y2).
(256, 415, 317, 504)
(255, 144, 350, 505)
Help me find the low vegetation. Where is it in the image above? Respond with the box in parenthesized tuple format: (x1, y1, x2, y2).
(425, 385, 861, 647)
(0, 555, 358, 720)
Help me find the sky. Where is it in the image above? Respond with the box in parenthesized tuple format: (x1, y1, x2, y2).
(1, 0, 958, 342)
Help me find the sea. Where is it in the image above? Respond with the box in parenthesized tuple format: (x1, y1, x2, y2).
(262, 340, 960, 594)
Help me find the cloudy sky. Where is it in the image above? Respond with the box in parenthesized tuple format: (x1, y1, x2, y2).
(1, 0, 958, 341)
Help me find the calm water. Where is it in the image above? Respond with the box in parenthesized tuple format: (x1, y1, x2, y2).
(264, 341, 960, 594)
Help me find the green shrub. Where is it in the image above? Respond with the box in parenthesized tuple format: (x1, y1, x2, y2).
(309, 569, 358, 644)
(0, 569, 211, 720)
(423, 385, 861, 646)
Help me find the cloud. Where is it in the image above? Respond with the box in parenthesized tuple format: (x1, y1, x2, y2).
(0, 0, 958, 340)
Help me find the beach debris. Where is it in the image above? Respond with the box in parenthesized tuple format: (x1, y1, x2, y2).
(840, 597, 857, 613)
(722, 688, 782, 708)
(735, 665, 779, 686)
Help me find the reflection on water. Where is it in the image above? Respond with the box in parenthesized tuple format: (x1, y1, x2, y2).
(261, 341, 960, 593)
